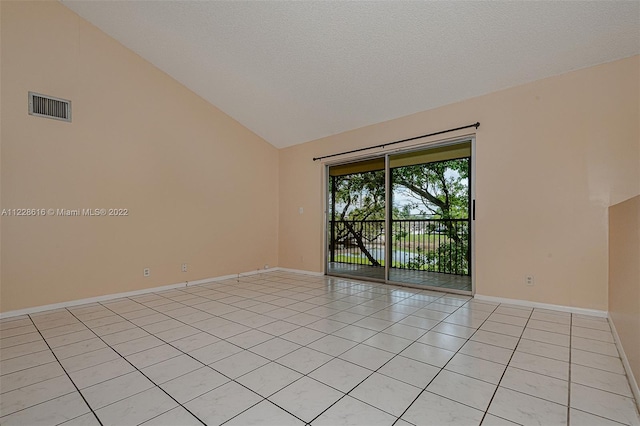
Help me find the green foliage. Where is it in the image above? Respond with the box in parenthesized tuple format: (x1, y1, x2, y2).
(392, 159, 469, 219)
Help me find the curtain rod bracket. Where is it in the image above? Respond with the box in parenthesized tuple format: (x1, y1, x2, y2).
(313, 121, 480, 161)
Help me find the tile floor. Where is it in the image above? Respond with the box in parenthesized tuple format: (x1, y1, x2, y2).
(1, 271, 639, 426)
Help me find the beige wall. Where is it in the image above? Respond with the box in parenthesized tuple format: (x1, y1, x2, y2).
(609, 195, 640, 390)
(279, 55, 640, 311)
(0, 1, 279, 312)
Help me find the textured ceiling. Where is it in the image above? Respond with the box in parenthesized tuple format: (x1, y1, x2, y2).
(61, 1, 640, 148)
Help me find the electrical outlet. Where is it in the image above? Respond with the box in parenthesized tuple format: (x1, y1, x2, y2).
(181, 263, 187, 272)
(143, 268, 150, 277)
(525, 275, 534, 286)
(264, 264, 269, 269)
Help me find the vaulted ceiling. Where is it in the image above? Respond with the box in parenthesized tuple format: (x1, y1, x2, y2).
(62, 1, 640, 148)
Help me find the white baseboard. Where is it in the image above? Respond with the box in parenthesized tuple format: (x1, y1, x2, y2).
(0, 281, 188, 319)
(0, 267, 283, 319)
(275, 267, 324, 277)
(609, 318, 640, 413)
(474, 294, 608, 318)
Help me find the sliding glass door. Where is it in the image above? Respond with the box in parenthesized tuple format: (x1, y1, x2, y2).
(326, 139, 473, 293)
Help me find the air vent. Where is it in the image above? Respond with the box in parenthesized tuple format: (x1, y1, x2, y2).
(28, 92, 71, 122)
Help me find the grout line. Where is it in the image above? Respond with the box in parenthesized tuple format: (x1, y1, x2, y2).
(25, 314, 104, 426)
(64, 307, 209, 426)
(476, 308, 535, 425)
(390, 300, 502, 425)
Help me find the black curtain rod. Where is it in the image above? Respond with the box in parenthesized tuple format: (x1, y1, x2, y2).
(312, 122, 480, 161)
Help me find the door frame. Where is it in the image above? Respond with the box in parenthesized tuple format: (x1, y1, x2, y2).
(323, 134, 476, 296)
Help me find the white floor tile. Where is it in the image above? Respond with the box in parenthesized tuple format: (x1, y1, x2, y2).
(418, 331, 467, 351)
(351, 372, 422, 416)
(140, 407, 202, 426)
(81, 370, 154, 409)
(52, 338, 108, 360)
(125, 344, 182, 369)
(471, 330, 519, 350)
(312, 395, 396, 426)
(95, 386, 177, 425)
(571, 326, 614, 343)
(431, 322, 476, 339)
(481, 414, 520, 425)
(210, 350, 269, 378)
(0, 361, 65, 394)
(185, 380, 262, 424)
(0, 392, 90, 426)
(250, 337, 302, 360)
(459, 341, 513, 365)
(160, 366, 229, 404)
(379, 355, 440, 388)
(278, 347, 333, 374)
(427, 370, 496, 411)
(522, 328, 570, 347)
(527, 319, 570, 335)
(571, 336, 619, 357)
(69, 357, 135, 389)
(400, 342, 455, 368)
(0, 375, 76, 416)
(142, 354, 203, 384)
(571, 348, 625, 374)
(444, 353, 506, 385)
(59, 412, 101, 426)
(188, 340, 242, 364)
(571, 364, 632, 397)
(269, 376, 343, 423)
(488, 387, 567, 425)
(225, 400, 304, 425)
(0, 350, 57, 375)
(309, 335, 359, 356)
(171, 332, 220, 353)
(281, 327, 327, 345)
(332, 325, 379, 343)
(569, 408, 628, 426)
(509, 351, 569, 380)
(237, 362, 303, 397)
(500, 366, 568, 405)
(339, 344, 395, 370)
(570, 383, 640, 425)
(362, 333, 413, 354)
(479, 321, 524, 338)
(402, 390, 484, 426)
(0, 340, 49, 361)
(516, 338, 570, 362)
(227, 329, 274, 348)
(60, 348, 120, 373)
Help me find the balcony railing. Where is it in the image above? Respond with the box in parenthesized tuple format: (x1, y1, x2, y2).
(329, 218, 470, 276)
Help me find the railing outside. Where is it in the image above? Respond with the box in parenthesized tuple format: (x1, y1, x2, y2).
(329, 218, 470, 276)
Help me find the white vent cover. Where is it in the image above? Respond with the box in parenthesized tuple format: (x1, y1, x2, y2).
(28, 92, 71, 122)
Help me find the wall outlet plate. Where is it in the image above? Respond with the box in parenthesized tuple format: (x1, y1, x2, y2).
(143, 268, 150, 277)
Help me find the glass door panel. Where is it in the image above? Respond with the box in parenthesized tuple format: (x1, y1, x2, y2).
(327, 159, 386, 281)
(388, 142, 472, 291)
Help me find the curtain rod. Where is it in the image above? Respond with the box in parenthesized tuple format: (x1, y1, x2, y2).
(312, 122, 480, 161)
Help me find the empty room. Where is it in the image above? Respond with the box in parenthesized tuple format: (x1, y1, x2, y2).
(1, 1, 639, 425)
